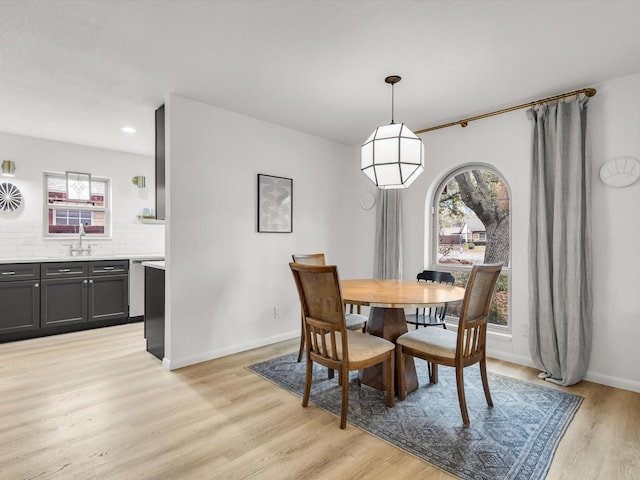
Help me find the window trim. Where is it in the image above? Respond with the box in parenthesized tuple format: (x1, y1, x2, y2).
(42, 171, 112, 239)
(429, 163, 512, 332)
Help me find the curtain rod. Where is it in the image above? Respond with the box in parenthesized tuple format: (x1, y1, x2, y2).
(414, 87, 597, 134)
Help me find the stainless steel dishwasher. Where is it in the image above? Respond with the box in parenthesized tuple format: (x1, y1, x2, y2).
(129, 260, 146, 319)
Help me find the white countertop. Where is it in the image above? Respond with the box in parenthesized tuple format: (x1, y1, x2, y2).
(0, 254, 164, 264)
(142, 260, 165, 270)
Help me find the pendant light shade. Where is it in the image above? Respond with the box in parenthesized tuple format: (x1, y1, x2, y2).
(361, 76, 424, 189)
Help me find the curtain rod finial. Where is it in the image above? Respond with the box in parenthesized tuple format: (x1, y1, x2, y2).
(585, 88, 596, 97)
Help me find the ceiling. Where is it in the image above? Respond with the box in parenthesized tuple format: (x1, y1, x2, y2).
(2, 0, 640, 157)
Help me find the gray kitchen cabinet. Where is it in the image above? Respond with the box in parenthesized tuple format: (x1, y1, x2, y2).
(88, 261, 129, 322)
(144, 264, 165, 360)
(41, 261, 129, 327)
(41, 262, 89, 327)
(0, 263, 40, 334)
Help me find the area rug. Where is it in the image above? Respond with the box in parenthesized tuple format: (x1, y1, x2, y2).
(248, 352, 582, 480)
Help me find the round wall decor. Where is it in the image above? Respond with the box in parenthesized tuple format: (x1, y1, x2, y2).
(359, 191, 376, 210)
(599, 157, 640, 187)
(0, 182, 22, 212)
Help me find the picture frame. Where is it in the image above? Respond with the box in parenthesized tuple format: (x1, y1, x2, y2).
(257, 174, 293, 233)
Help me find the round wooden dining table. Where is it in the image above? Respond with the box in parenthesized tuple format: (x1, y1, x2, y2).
(341, 279, 466, 395)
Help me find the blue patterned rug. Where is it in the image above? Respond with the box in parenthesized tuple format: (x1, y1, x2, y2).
(248, 352, 582, 480)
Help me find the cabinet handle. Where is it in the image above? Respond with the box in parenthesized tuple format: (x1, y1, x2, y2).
(83, 279, 88, 284)
(103, 266, 115, 270)
(89, 280, 94, 284)
(58, 268, 71, 273)
(34, 283, 39, 288)
(1, 271, 16, 275)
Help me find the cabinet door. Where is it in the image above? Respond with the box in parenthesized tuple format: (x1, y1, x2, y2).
(144, 267, 165, 360)
(41, 278, 87, 327)
(0, 280, 40, 333)
(88, 275, 129, 322)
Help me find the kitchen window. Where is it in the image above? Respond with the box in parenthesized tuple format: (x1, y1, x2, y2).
(43, 172, 110, 237)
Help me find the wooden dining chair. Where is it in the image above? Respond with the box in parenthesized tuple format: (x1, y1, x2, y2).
(405, 270, 456, 329)
(291, 253, 367, 362)
(289, 262, 395, 429)
(396, 263, 502, 425)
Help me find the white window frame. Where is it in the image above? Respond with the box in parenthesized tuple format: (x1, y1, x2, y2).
(43, 171, 112, 239)
(429, 163, 511, 332)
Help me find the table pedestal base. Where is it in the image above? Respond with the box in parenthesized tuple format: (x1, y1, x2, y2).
(360, 307, 418, 395)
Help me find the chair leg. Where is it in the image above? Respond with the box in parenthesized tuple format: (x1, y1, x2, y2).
(430, 363, 438, 384)
(385, 353, 394, 408)
(302, 358, 313, 408)
(340, 367, 349, 429)
(480, 357, 493, 407)
(455, 366, 470, 426)
(396, 345, 406, 401)
(297, 315, 305, 362)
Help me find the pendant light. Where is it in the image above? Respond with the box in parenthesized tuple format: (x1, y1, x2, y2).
(361, 76, 424, 189)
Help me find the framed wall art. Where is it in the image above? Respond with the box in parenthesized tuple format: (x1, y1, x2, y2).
(257, 174, 292, 233)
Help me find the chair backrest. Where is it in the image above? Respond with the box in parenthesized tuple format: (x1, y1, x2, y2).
(292, 253, 326, 265)
(292, 253, 361, 316)
(416, 270, 456, 318)
(417, 270, 455, 285)
(456, 263, 502, 363)
(289, 262, 348, 366)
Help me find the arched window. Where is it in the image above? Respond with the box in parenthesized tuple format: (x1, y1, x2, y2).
(431, 165, 511, 328)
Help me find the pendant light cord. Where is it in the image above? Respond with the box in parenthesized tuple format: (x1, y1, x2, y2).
(390, 83, 395, 124)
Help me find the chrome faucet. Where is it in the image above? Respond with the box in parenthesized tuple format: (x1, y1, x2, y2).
(65, 223, 92, 256)
(78, 222, 85, 250)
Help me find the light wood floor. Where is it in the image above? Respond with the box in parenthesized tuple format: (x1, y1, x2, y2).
(1, 323, 639, 480)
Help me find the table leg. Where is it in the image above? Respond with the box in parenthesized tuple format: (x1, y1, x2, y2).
(360, 307, 418, 395)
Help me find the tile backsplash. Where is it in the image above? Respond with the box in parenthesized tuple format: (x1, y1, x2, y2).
(0, 219, 164, 259)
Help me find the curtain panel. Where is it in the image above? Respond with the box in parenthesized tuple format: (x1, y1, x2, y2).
(374, 189, 403, 280)
(527, 96, 593, 386)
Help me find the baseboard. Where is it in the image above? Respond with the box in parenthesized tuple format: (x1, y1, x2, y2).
(488, 350, 640, 394)
(486, 350, 537, 369)
(162, 330, 300, 370)
(160, 329, 640, 394)
(584, 371, 640, 394)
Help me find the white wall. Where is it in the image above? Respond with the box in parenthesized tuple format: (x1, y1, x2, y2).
(0, 133, 164, 259)
(164, 94, 363, 369)
(395, 72, 640, 393)
(0, 132, 164, 258)
(588, 73, 640, 392)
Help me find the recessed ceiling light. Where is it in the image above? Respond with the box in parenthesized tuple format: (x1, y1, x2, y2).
(122, 126, 136, 134)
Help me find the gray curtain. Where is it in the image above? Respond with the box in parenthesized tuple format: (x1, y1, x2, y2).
(374, 190, 403, 279)
(527, 96, 592, 386)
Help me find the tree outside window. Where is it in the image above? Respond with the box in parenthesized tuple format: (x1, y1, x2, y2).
(434, 167, 510, 327)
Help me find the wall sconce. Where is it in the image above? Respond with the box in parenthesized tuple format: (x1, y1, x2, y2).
(1, 160, 16, 177)
(132, 176, 146, 188)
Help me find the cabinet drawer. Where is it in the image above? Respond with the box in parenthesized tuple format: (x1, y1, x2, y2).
(0, 263, 40, 282)
(89, 260, 129, 276)
(42, 262, 89, 279)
